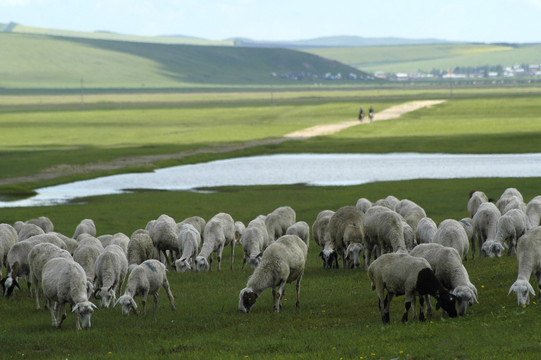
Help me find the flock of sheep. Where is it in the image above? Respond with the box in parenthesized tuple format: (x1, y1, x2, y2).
(1, 187, 541, 329)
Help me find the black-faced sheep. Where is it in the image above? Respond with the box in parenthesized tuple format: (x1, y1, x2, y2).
(93, 245, 129, 308)
(368, 252, 458, 324)
(508, 226, 541, 306)
(238, 235, 307, 313)
(195, 212, 236, 272)
(114, 259, 176, 315)
(42, 258, 98, 330)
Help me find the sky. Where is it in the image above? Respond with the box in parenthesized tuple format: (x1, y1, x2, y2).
(2, 0, 541, 43)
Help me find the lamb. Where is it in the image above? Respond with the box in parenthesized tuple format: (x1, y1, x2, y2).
(238, 235, 307, 313)
(195, 212, 236, 272)
(410, 243, 478, 316)
(467, 191, 488, 218)
(73, 219, 97, 239)
(0, 223, 18, 277)
(25, 216, 54, 233)
(394, 199, 426, 232)
(148, 214, 180, 265)
(41, 257, 98, 329)
(327, 206, 364, 268)
(367, 252, 458, 324)
(127, 229, 156, 271)
(265, 206, 296, 243)
(114, 259, 176, 315)
(93, 245, 129, 308)
(173, 224, 201, 272)
(240, 220, 268, 271)
(433, 219, 470, 260)
(415, 217, 437, 244)
(28, 242, 72, 310)
(363, 206, 405, 270)
(526, 196, 541, 229)
(508, 226, 541, 306)
(285, 221, 310, 246)
(495, 208, 528, 255)
(472, 202, 502, 258)
(355, 198, 372, 213)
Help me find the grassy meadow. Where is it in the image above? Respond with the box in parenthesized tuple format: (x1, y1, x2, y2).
(1, 87, 541, 359)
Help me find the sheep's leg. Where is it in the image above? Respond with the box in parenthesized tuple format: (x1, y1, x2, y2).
(152, 293, 159, 314)
(230, 242, 235, 270)
(402, 293, 413, 323)
(241, 254, 247, 270)
(273, 280, 286, 312)
(26, 278, 32, 298)
(141, 292, 148, 315)
(162, 279, 176, 312)
(57, 303, 67, 328)
(378, 288, 391, 324)
(32, 276, 40, 310)
(295, 275, 303, 308)
(49, 301, 58, 327)
(471, 233, 476, 260)
(216, 245, 225, 272)
(418, 296, 427, 321)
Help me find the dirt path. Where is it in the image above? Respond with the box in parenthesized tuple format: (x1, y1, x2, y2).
(0, 100, 445, 186)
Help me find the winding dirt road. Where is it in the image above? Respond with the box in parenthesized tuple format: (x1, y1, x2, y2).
(0, 100, 445, 186)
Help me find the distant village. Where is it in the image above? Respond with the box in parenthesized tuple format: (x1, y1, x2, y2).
(273, 63, 541, 82)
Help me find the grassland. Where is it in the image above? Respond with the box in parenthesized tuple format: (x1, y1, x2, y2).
(1, 87, 541, 359)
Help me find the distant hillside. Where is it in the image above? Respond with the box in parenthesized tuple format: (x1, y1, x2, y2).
(0, 32, 367, 90)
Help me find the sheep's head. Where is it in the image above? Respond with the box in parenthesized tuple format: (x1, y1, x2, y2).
(195, 256, 210, 272)
(114, 294, 139, 316)
(0, 276, 20, 298)
(344, 243, 363, 269)
(508, 279, 535, 306)
(451, 284, 478, 316)
(481, 240, 505, 258)
(94, 284, 117, 308)
(174, 258, 191, 273)
(436, 292, 458, 318)
(72, 301, 98, 330)
(239, 288, 258, 313)
(319, 249, 338, 269)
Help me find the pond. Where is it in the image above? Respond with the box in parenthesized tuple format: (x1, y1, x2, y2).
(2, 152, 541, 208)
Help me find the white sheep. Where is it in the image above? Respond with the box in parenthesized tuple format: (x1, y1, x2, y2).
(394, 199, 427, 232)
(495, 208, 528, 256)
(526, 196, 541, 229)
(367, 252, 458, 324)
(73, 238, 104, 282)
(177, 216, 206, 238)
(410, 243, 478, 316)
(195, 212, 236, 272)
(401, 218, 416, 250)
(363, 206, 405, 270)
(433, 219, 470, 260)
(127, 229, 155, 271)
(501, 187, 524, 202)
(0, 223, 18, 277)
(238, 235, 307, 313)
(312, 210, 334, 249)
(265, 206, 296, 243)
(148, 214, 180, 266)
(467, 191, 488, 218)
(42, 257, 98, 329)
(355, 197, 372, 213)
(173, 224, 201, 272)
(285, 221, 310, 246)
(234, 221, 246, 246)
(327, 206, 364, 268)
(472, 202, 502, 258)
(240, 219, 268, 271)
(415, 217, 437, 244)
(26, 216, 54, 233)
(459, 218, 474, 245)
(18, 223, 45, 241)
(114, 259, 176, 315)
(98, 233, 130, 255)
(73, 219, 96, 239)
(385, 195, 400, 209)
(508, 226, 541, 306)
(28, 242, 72, 309)
(51, 232, 78, 254)
(93, 244, 129, 308)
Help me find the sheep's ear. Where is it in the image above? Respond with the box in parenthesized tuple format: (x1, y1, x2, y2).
(91, 302, 98, 310)
(72, 304, 80, 313)
(527, 282, 536, 296)
(130, 298, 138, 310)
(256, 253, 263, 259)
(114, 298, 121, 307)
(508, 282, 518, 296)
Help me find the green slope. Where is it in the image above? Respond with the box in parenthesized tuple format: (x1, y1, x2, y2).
(305, 43, 541, 73)
(0, 32, 366, 90)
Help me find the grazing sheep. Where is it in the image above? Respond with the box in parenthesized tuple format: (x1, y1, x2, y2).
(385, 195, 400, 209)
(355, 198, 372, 213)
(411, 243, 478, 316)
(240, 220, 268, 271)
(73, 219, 96, 239)
(394, 199, 426, 232)
(238, 235, 307, 313)
(1, 233, 67, 298)
(344, 242, 364, 269)
(173, 224, 201, 273)
(415, 217, 437, 244)
(265, 206, 296, 243)
(177, 216, 206, 238)
(195, 213, 236, 272)
(468, 191, 488, 218)
(26, 216, 54, 233)
(363, 206, 405, 270)
(18, 223, 45, 241)
(51, 232, 78, 254)
(28, 242, 72, 309)
(93, 245, 129, 308)
(401, 218, 416, 250)
(0, 223, 18, 277)
(234, 221, 246, 246)
(73, 238, 104, 282)
(373, 198, 393, 210)
(495, 209, 528, 256)
(459, 218, 474, 245)
(149, 214, 180, 266)
(472, 202, 502, 258)
(508, 226, 541, 306)
(433, 219, 470, 260)
(526, 197, 541, 229)
(127, 229, 155, 271)
(327, 206, 364, 268)
(286, 221, 310, 246)
(114, 259, 176, 315)
(42, 257, 98, 330)
(368, 252, 458, 324)
(312, 210, 335, 268)
(501, 187, 524, 202)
